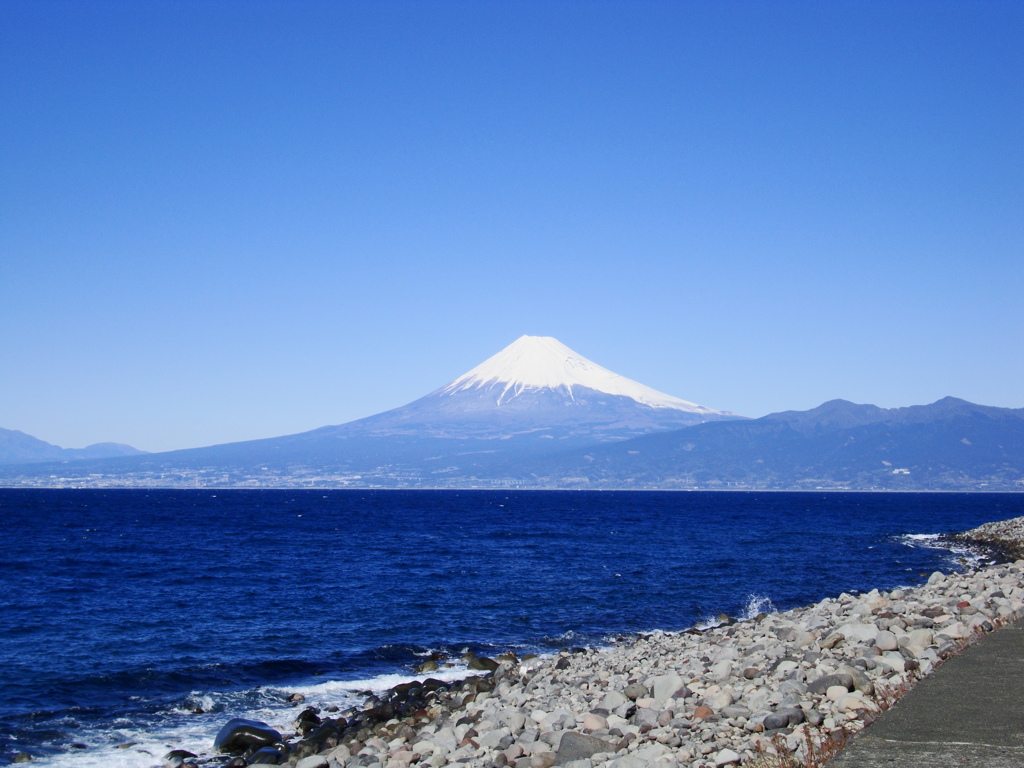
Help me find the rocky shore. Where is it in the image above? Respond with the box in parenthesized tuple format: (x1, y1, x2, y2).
(949, 514, 1024, 562)
(161, 527, 1024, 768)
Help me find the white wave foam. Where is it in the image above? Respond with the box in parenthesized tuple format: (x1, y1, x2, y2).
(282, 664, 472, 707)
(898, 532, 987, 569)
(25, 664, 478, 768)
(739, 594, 776, 620)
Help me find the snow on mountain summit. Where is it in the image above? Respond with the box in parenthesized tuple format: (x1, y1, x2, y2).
(441, 335, 721, 414)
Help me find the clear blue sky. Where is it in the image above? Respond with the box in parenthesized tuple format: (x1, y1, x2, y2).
(2, 1, 1022, 452)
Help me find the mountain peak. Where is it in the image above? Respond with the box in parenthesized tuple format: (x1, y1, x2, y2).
(440, 335, 720, 414)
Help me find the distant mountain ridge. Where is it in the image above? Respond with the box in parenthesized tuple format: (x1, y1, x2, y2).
(0, 336, 739, 484)
(1, 338, 1021, 490)
(511, 397, 1024, 490)
(0, 428, 144, 465)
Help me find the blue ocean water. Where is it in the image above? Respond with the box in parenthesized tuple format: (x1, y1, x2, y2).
(2, 489, 1022, 766)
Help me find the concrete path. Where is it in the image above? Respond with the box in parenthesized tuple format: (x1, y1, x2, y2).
(829, 618, 1024, 767)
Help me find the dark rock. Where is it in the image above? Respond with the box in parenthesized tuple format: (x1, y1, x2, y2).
(164, 750, 197, 768)
(246, 746, 284, 764)
(295, 708, 321, 727)
(391, 682, 420, 697)
(13, 755, 32, 764)
(288, 693, 306, 703)
(469, 656, 500, 672)
(310, 723, 340, 743)
(364, 703, 395, 722)
(213, 718, 283, 754)
(554, 732, 616, 764)
(555, 657, 571, 670)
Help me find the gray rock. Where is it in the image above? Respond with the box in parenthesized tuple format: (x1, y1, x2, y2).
(554, 732, 616, 765)
(505, 711, 527, 733)
(601, 691, 628, 710)
(623, 683, 649, 700)
(762, 707, 804, 730)
(875, 630, 899, 651)
(838, 664, 874, 694)
(720, 705, 751, 719)
(608, 758, 647, 768)
(651, 673, 684, 703)
(632, 708, 660, 729)
(807, 673, 853, 695)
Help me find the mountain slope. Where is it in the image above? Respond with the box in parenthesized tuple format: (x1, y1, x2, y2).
(0, 428, 144, 465)
(0, 336, 737, 484)
(510, 397, 1024, 490)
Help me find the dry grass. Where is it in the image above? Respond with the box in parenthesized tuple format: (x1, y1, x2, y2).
(747, 728, 851, 768)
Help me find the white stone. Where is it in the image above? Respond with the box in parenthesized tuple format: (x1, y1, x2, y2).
(874, 630, 899, 651)
(793, 631, 816, 648)
(837, 622, 879, 642)
(774, 661, 798, 676)
(710, 660, 732, 681)
(652, 673, 684, 703)
(707, 689, 734, 709)
(826, 685, 848, 701)
(714, 748, 742, 765)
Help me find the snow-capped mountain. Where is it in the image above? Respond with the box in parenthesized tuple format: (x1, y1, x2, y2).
(330, 335, 737, 440)
(440, 335, 718, 414)
(0, 335, 740, 485)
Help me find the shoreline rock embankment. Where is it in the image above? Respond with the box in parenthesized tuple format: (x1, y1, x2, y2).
(171, 518, 1024, 768)
(949, 515, 1024, 562)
